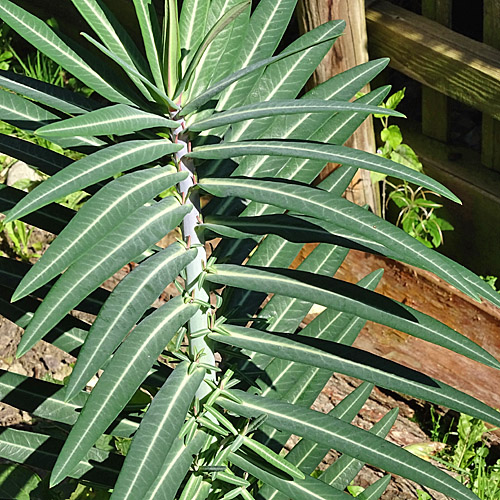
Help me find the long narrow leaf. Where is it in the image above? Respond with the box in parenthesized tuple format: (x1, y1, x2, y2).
(50, 296, 199, 486)
(220, 393, 479, 500)
(207, 265, 500, 370)
(188, 99, 403, 132)
(17, 199, 191, 356)
(0, 428, 123, 487)
(111, 362, 204, 499)
(0, 0, 133, 104)
(37, 104, 179, 138)
(5, 139, 182, 223)
(198, 178, 482, 300)
(66, 243, 197, 400)
(14, 169, 187, 301)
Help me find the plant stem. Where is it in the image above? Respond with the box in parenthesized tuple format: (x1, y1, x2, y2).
(175, 124, 216, 399)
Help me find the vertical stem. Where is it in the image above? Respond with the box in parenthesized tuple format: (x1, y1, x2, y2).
(175, 123, 216, 400)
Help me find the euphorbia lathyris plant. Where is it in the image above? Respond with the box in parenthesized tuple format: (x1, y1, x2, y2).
(0, 0, 499, 499)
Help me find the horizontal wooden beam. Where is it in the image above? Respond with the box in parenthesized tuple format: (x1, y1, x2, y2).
(366, 1, 500, 120)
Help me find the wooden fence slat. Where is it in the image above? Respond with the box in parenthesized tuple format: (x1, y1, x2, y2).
(482, 0, 500, 171)
(421, 0, 451, 142)
(366, 1, 500, 121)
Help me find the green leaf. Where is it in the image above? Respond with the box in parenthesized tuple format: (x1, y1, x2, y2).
(198, 177, 483, 300)
(14, 169, 187, 301)
(206, 265, 500, 371)
(177, 0, 251, 98)
(0, 185, 74, 235)
(193, 145, 458, 202)
(111, 362, 204, 500)
(70, 0, 153, 99)
(181, 26, 345, 116)
(358, 475, 391, 500)
(144, 431, 209, 500)
(201, 214, 386, 254)
(0, 69, 99, 114)
(0, 428, 123, 487)
(0, 464, 42, 500)
(320, 408, 398, 489)
(0, 0, 133, 104)
(385, 88, 405, 110)
(179, 0, 210, 75)
(220, 392, 480, 500)
(188, 99, 403, 132)
(5, 139, 182, 222)
(50, 296, 199, 487)
(183, 0, 249, 101)
(16, 198, 191, 356)
(66, 243, 197, 401)
(37, 104, 179, 138)
(133, 0, 164, 89)
(381, 125, 403, 149)
(215, 0, 303, 111)
(0, 369, 140, 437)
(211, 323, 500, 425)
(80, 31, 178, 109)
(257, 383, 375, 500)
(229, 451, 351, 499)
(166, 0, 180, 98)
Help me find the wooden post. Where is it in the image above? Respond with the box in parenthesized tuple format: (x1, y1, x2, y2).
(482, 0, 500, 172)
(297, 0, 380, 215)
(421, 0, 451, 142)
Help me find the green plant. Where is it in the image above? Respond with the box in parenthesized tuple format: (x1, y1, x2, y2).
(481, 275, 500, 293)
(0, 1, 499, 499)
(429, 413, 500, 499)
(373, 88, 453, 248)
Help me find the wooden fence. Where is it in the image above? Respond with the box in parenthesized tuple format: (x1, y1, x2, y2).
(366, 0, 500, 276)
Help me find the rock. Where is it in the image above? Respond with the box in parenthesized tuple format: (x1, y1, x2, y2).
(6, 161, 43, 189)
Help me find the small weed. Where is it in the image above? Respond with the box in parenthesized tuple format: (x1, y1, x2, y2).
(373, 89, 453, 248)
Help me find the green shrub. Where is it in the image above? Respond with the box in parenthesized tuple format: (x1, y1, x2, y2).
(0, 1, 499, 499)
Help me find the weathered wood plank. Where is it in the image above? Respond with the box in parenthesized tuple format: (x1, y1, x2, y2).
(482, 0, 500, 171)
(421, 0, 451, 142)
(297, 0, 381, 215)
(366, 1, 500, 120)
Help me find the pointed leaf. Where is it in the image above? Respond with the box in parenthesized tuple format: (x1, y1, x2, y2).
(358, 475, 391, 500)
(0, 185, 74, 235)
(111, 362, 204, 500)
(0, 370, 139, 437)
(66, 243, 197, 400)
(144, 431, 209, 500)
(0, 0, 133, 104)
(70, 0, 153, 98)
(0, 69, 100, 114)
(212, 326, 500, 426)
(13, 169, 187, 300)
(179, 0, 210, 75)
(133, 0, 164, 88)
(198, 178, 481, 300)
(320, 408, 399, 490)
(17, 199, 190, 356)
(0, 428, 123, 487)
(50, 296, 198, 486)
(37, 104, 179, 138)
(181, 27, 344, 116)
(229, 451, 351, 500)
(215, 0, 302, 111)
(194, 146, 458, 202)
(207, 265, 500, 370)
(5, 139, 182, 222)
(220, 393, 480, 500)
(177, 0, 251, 97)
(188, 99, 403, 132)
